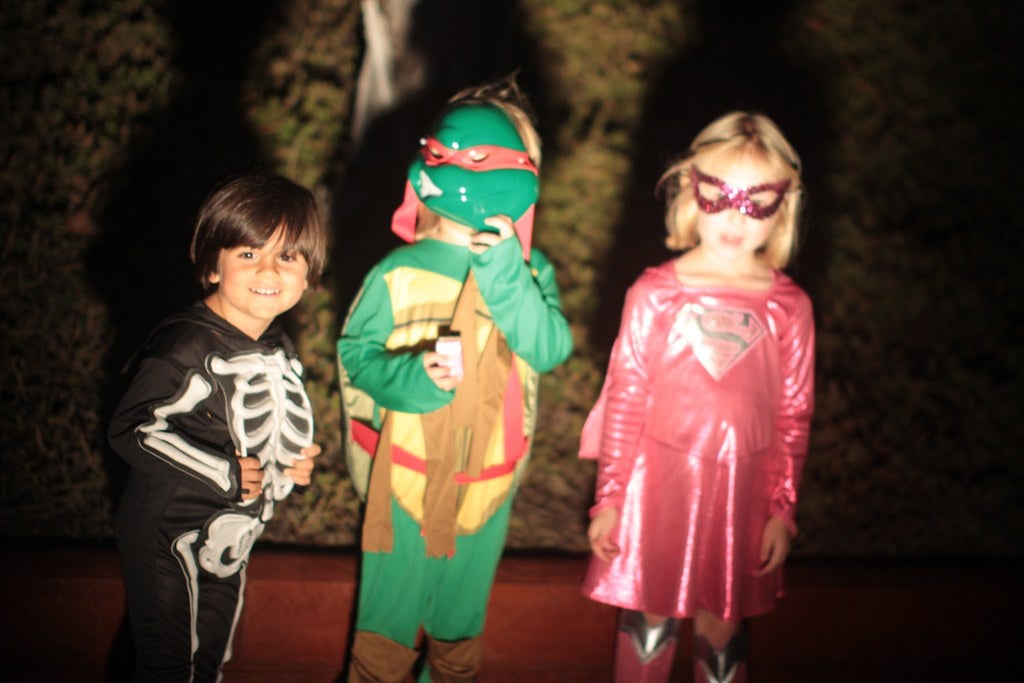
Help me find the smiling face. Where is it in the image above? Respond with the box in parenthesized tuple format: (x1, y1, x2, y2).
(204, 228, 309, 339)
(691, 156, 788, 271)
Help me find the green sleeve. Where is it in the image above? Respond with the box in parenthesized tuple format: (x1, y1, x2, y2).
(471, 239, 573, 373)
(337, 264, 454, 413)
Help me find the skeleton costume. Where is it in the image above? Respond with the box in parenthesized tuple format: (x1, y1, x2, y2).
(111, 302, 313, 682)
(580, 261, 814, 681)
(338, 102, 572, 681)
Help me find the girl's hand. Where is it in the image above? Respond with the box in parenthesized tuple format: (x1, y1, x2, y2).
(283, 443, 322, 486)
(469, 215, 516, 254)
(237, 456, 264, 501)
(588, 507, 621, 563)
(423, 351, 463, 391)
(755, 515, 792, 576)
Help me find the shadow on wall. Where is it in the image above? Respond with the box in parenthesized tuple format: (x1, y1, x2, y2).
(591, 0, 834, 353)
(329, 0, 553, 314)
(86, 0, 285, 493)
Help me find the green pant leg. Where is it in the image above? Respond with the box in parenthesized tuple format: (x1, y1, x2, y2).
(356, 496, 513, 646)
(355, 498, 442, 647)
(425, 495, 512, 640)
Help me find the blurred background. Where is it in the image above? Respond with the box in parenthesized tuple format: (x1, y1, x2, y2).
(2, 0, 1022, 561)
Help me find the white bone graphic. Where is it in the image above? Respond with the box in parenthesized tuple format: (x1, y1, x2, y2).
(209, 350, 314, 502)
(416, 168, 443, 198)
(139, 373, 234, 492)
(174, 528, 247, 665)
(196, 511, 266, 579)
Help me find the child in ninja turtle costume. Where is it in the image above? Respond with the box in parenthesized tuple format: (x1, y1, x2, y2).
(337, 80, 573, 682)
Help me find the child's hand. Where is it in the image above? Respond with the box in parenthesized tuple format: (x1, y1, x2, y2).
(237, 456, 264, 501)
(283, 443, 322, 486)
(423, 351, 463, 391)
(755, 515, 792, 576)
(469, 215, 516, 254)
(588, 507, 621, 563)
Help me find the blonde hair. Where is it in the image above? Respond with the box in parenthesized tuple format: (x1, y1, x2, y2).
(414, 203, 442, 238)
(659, 112, 803, 268)
(445, 75, 542, 168)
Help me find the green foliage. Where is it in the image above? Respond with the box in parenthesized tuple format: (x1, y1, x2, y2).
(1, 0, 175, 537)
(244, 0, 361, 189)
(522, 0, 689, 152)
(783, 0, 1024, 556)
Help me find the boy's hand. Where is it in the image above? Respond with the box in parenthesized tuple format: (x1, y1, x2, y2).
(283, 443, 321, 486)
(469, 215, 516, 254)
(754, 515, 792, 576)
(587, 507, 621, 563)
(237, 456, 264, 501)
(424, 351, 463, 391)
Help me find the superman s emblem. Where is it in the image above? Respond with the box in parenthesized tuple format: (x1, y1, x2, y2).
(678, 303, 764, 380)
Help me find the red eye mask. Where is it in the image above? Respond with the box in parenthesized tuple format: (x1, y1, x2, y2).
(419, 137, 538, 174)
(690, 166, 791, 220)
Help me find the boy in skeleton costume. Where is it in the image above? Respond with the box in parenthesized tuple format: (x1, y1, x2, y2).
(110, 173, 327, 682)
(338, 81, 572, 681)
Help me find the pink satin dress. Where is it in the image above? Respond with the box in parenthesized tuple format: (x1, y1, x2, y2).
(580, 260, 814, 622)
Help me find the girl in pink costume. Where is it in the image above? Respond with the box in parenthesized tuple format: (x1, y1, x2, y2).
(581, 111, 815, 682)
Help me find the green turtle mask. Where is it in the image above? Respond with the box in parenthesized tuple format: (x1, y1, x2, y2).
(403, 103, 539, 235)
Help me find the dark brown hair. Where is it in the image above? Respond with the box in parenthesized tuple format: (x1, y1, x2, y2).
(189, 173, 327, 290)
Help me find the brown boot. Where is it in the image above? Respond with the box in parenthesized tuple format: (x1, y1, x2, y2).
(348, 630, 420, 683)
(425, 634, 482, 682)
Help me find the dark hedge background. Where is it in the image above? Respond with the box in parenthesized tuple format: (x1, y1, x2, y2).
(2, 0, 1022, 558)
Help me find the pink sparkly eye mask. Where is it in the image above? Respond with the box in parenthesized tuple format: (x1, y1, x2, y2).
(689, 166, 791, 220)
